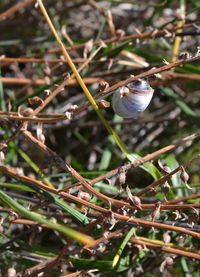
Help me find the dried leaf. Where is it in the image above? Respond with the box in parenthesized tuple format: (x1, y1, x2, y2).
(160, 256, 173, 272)
(0, 143, 7, 151)
(99, 80, 109, 92)
(98, 100, 110, 108)
(116, 29, 125, 40)
(173, 210, 181, 220)
(178, 52, 190, 60)
(7, 268, 16, 277)
(149, 187, 157, 196)
(162, 181, 170, 195)
(65, 112, 72, 120)
(0, 152, 5, 164)
(163, 231, 171, 245)
(43, 62, 51, 76)
(158, 159, 171, 174)
(126, 186, 142, 210)
(188, 208, 199, 225)
(21, 108, 34, 117)
(78, 191, 91, 201)
(180, 166, 191, 189)
(83, 39, 94, 59)
(152, 201, 161, 221)
(68, 105, 78, 113)
(28, 96, 44, 106)
(36, 123, 45, 143)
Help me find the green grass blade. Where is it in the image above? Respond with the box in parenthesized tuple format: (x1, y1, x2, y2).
(112, 227, 136, 267)
(0, 190, 93, 245)
(17, 149, 54, 188)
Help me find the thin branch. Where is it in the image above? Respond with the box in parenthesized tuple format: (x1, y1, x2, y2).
(130, 237, 200, 260)
(0, 0, 35, 21)
(0, 57, 96, 65)
(166, 193, 200, 204)
(0, 77, 102, 86)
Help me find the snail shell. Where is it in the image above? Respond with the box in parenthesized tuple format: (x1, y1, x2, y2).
(112, 79, 154, 118)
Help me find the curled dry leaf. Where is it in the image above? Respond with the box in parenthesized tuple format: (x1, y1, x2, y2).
(106, 212, 117, 230)
(105, 10, 116, 37)
(188, 208, 199, 225)
(65, 105, 78, 120)
(176, 8, 185, 21)
(116, 29, 125, 40)
(83, 39, 94, 59)
(65, 112, 72, 120)
(116, 169, 126, 192)
(180, 166, 191, 189)
(43, 62, 51, 76)
(98, 39, 107, 48)
(44, 76, 51, 85)
(118, 170, 126, 185)
(107, 58, 114, 70)
(149, 187, 157, 196)
(44, 89, 51, 96)
(196, 46, 200, 56)
(7, 267, 16, 277)
(28, 96, 44, 106)
(173, 210, 182, 220)
(162, 181, 170, 195)
(0, 142, 7, 151)
(36, 123, 45, 143)
(152, 201, 161, 221)
(68, 105, 78, 113)
(78, 191, 91, 201)
(158, 159, 171, 174)
(163, 231, 171, 245)
(163, 59, 170, 65)
(163, 28, 172, 38)
(17, 106, 23, 117)
(151, 28, 158, 38)
(0, 151, 5, 164)
(98, 100, 110, 108)
(126, 186, 142, 210)
(178, 52, 190, 60)
(99, 80, 109, 92)
(160, 256, 173, 272)
(21, 107, 34, 117)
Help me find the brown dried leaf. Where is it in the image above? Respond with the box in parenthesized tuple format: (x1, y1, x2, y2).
(163, 231, 171, 245)
(160, 256, 173, 272)
(126, 186, 142, 210)
(83, 39, 94, 59)
(21, 108, 34, 117)
(28, 96, 44, 106)
(36, 123, 45, 143)
(152, 201, 161, 221)
(98, 100, 110, 108)
(180, 166, 191, 189)
(162, 181, 170, 195)
(99, 80, 109, 92)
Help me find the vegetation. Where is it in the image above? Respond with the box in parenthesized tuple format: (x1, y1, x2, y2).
(0, 0, 200, 276)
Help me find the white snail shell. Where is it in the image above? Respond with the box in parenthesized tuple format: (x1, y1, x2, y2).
(112, 79, 154, 118)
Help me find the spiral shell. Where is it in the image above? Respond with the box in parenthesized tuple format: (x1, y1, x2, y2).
(112, 79, 154, 118)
